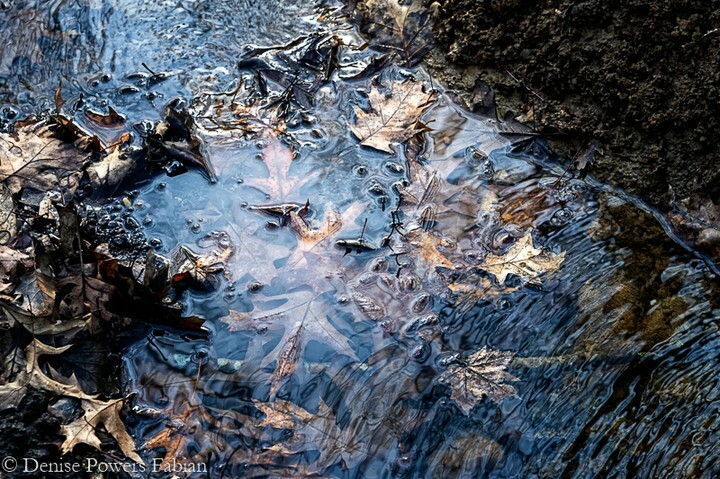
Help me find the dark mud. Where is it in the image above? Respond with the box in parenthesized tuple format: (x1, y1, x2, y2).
(430, 0, 720, 258)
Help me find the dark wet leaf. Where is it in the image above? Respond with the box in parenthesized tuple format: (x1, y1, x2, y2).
(148, 104, 216, 182)
(358, 0, 436, 66)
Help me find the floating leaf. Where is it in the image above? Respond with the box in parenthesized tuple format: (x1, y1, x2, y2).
(349, 79, 437, 154)
(479, 232, 565, 285)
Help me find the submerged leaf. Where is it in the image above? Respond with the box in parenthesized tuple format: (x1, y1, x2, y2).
(360, 0, 436, 66)
(253, 398, 364, 470)
(439, 347, 518, 415)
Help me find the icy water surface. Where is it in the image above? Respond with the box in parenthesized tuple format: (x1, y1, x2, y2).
(1, 1, 720, 478)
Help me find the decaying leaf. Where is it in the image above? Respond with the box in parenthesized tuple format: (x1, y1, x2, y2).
(439, 347, 518, 415)
(0, 245, 31, 287)
(0, 123, 87, 194)
(0, 271, 86, 335)
(193, 82, 287, 139)
(170, 242, 233, 289)
(0, 339, 141, 462)
(150, 103, 216, 182)
(0, 185, 16, 245)
(141, 406, 201, 469)
(360, 0, 436, 66)
(479, 232, 565, 285)
(349, 79, 437, 153)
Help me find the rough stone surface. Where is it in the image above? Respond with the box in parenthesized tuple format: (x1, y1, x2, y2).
(430, 0, 720, 235)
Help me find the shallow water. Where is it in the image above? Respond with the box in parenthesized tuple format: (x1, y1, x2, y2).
(2, 1, 720, 478)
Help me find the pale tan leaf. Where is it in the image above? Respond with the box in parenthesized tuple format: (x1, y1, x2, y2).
(86, 148, 136, 190)
(480, 232, 565, 285)
(61, 396, 142, 463)
(349, 79, 437, 153)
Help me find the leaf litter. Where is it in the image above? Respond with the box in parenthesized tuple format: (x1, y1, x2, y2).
(0, 3, 578, 476)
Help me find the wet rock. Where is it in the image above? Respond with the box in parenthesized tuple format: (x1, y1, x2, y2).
(696, 227, 720, 258)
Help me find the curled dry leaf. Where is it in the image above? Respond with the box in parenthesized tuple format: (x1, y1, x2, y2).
(349, 78, 437, 154)
(170, 243, 233, 289)
(439, 347, 518, 415)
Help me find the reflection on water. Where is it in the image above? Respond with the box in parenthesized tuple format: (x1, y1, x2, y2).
(2, 1, 720, 478)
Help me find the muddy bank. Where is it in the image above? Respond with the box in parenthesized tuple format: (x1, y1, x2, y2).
(429, 0, 720, 258)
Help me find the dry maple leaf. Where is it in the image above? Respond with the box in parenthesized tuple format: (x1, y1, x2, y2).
(349, 79, 437, 154)
(439, 347, 518, 415)
(479, 232, 565, 285)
